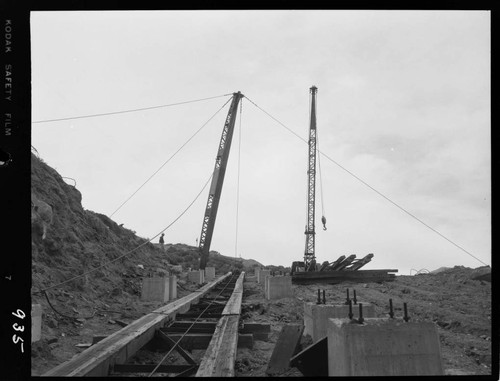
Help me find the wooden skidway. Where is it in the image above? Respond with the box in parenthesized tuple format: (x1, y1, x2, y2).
(42, 273, 234, 377)
(196, 271, 245, 377)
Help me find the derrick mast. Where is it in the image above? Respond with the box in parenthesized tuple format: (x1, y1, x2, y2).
(304, 86, 318, 272)
(199, 92, 243, 270)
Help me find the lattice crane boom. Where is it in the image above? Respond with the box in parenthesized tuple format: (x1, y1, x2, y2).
(304, 85, 318, 272)
(199, 91, 243, 270)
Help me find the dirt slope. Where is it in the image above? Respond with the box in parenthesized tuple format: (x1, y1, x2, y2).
(30, 153, 257, 375)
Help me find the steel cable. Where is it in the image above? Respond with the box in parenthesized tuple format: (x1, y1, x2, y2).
(244, 95, 488, 267)
(32, 93, 232, 124)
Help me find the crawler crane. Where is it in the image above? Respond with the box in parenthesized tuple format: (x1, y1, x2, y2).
(291, 86, 326, 275)
(290, 86, 396, 283)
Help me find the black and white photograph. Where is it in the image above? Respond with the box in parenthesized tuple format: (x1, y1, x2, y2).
(1, 7, 494, 378)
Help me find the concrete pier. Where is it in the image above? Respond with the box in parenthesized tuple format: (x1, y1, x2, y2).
(327, 318, 444, 376)
(204, 267, 216, 282)
(257, 270, 271, 284)
(168, 275, 177, 300)
(304, 302, 375, 342)
(265, 276, 293, 300)
(32, 304, 42, 343)
(141, 277, 171, 302)
(188, 270, 205, 284)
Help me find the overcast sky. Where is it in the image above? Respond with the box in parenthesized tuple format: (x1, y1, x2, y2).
(31, 10, 490, 275)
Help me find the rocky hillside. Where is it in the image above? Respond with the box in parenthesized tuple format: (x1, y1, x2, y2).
(30, 153, 267, 375)
(31, 152, 261, 297)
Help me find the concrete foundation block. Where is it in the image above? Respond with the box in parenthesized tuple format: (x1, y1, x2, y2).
(257, 270, 271, 284)
(327, 318, 444, 376)
(304, 302, 375, 342)
(31, 304, 42, 343)
(141, 277, 170, 302)
(265, 276, 293, 300)
(188, 270, 205, 284)
(168, 276, 177, 300)
(204, 267, 215, 282)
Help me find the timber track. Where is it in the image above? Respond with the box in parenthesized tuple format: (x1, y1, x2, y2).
(43, 272, 246, 377)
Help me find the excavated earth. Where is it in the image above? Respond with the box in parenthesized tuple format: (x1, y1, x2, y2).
(237, 267, 492, 377)
(31, 153, 493, 377)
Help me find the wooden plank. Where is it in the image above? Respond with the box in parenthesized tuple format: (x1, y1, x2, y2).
(112, 364, 195, 373)
(195, 315, 240, 377)
(155, 333, 252, 350)
(169, 321, 218, 329)
(293, 269, 398, 279)
(162, 326, 216, 334)
(290, 336, 328, 376)
(232, 272, 245, 293)
(195, 273, 245, 377)
(42, 273, 232, 377)
(175, 312, 222, 319)
(240, 323, 270, 341)
(292, 270, 398, 285)
(222, 272, 244, 315)
(222, 292, 243, 315)
(241, 323, 271, 333)
(265, 324, 304, 376)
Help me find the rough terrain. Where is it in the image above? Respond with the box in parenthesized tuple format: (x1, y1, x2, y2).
(31, 152, 493, 377)
(237, 267, 492, 376)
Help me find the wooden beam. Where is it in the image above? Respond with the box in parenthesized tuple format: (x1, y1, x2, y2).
(222, 292, 242, 315)
(111, 364, 196, 374)
(42, 273, 233, 377)
(222, 272, 244, 315)
(175, 312, 222, 319)
(266, 324, 304, 376)
(196, 272, 245, 377)
(161, 326, 216, 334)
(195, 315, 240, 377)
(241, 323, 271, 333)
(292, 270, 398, 284)
(240, 323, 270, 341)
(155, 333, 253, 350)
(169, 321, 218, 329)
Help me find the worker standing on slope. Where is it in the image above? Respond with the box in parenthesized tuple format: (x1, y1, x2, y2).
(159, 233, 165, 251)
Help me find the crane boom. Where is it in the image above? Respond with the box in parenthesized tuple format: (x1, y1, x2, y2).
(199, 91, 243, 270)
(304, 86, 318, 271)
